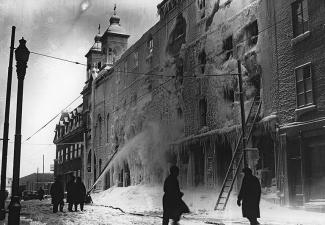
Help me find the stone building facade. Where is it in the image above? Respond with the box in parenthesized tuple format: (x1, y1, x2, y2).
(81, 0, 280, 196)
(53, 104, 84, 189)
(262, 0, 325, 207)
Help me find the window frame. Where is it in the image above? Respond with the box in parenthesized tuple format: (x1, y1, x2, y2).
(292, 0, 309, 38)
(199, 98, 207, 127)
(295, 62, 313, 108)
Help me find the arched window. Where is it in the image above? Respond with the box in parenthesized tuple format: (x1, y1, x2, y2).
(94, 154, 97, 179)
(106, 113, 110, 142)
(87, 150, 92, 172)
(199, 98, 207, 126)
(97, 115, 102, 146)
(108, 48, 113, 64)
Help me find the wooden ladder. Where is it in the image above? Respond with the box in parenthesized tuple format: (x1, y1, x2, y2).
(214, 95, 261, 211)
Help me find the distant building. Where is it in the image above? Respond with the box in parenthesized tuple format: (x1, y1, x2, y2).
(5, 177, 12, 196)
(19, 173, 54, 194)
(53, 104, 84, 189)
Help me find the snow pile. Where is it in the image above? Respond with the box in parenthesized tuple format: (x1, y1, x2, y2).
(92, 184, 325, 225)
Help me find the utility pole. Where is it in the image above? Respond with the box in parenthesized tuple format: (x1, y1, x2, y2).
(36, 168, 39, 191)
(42, 155, 44, 174)
(0, 26, 15, 221)
(237, 60, 247, 168)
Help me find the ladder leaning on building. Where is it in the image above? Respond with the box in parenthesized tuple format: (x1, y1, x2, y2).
(214, 94, 261, 211)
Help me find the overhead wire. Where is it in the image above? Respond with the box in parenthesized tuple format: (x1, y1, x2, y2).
(23, 94, 82, 142)
(22, 1, 304, 142)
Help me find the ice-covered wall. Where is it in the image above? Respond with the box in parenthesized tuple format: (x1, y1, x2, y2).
(87, 0, 274, 190)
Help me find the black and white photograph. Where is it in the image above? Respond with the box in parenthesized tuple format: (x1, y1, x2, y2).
(1, 0, 325, 224)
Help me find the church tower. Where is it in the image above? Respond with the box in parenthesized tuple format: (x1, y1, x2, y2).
(85, 27, 103, 81)
(100, 5, 130, 67)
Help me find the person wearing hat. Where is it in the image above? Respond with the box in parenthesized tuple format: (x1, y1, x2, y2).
(237, 167, 261, 225)
(162, 165, 189, 225)
(50, 175, 64, 213)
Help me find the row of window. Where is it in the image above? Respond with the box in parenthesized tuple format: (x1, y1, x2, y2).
(57, 144, 83, 164)
(56, 115, 82, 139)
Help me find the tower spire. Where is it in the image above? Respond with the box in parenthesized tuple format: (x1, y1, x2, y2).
(114, 4, 117, 15)
(98, 24, 101, 34)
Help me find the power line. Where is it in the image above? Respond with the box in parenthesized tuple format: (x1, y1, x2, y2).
(19, 0, 295, 80)
(24, 95, 82, 142)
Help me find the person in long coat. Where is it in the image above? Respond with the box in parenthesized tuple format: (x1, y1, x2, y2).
(162, 165, 189, 225)
(50, 176, 64, 213)
(37, 187, 45, 201)
(237, 167, 261, 225)
(74, 177, 86, 211)
(66, 175, 76, 212)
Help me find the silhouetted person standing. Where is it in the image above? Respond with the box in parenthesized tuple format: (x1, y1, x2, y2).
(50, 176, 64, 213)
(162, 165, 189, 225)
(74, 177, 86, 211)
(237, 167, 261, 225)
(66, 175, 76, 212)
(37, 187, 45, 201)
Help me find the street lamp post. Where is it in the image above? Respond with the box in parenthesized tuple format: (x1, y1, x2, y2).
(8, 38, 30, 225)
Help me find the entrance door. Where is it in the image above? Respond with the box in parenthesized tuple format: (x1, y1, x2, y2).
(287, 141, 304, 205)
(105, 170, 110, 190)
(307, 145, 325, 200)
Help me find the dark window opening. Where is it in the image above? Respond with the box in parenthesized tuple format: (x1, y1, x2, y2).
(99, 159, 102, 173)
(176, 57, 184, 84)
(131, 94, 137, 106)
(223, 86, 235, 102)
(199, 98, 207, 127)
(198, 0, 206, 18)
(198, 49, 207, 74)
(246, 20, 258, 46)
(87, 150, 92, 172)
(97, 62, 101, 69)
(292, 0, 309, 37)
(177, 107, 183, 119)
(223, 35, 233, 61)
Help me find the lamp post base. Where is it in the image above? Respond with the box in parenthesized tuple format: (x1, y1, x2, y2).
(0, 189, 8, 220)
(8, 196, 21, 225)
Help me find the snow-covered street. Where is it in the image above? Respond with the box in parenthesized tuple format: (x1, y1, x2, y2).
(5, 185, 325, 225)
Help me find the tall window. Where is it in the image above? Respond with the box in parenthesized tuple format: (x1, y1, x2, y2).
(148, 37, 153, 55)
(99, 159, 102, 173)
(199, 98, 207, 126)
(98, 115, 102, 146)
(198, 0, 206, 18)
(246, 20, 258, 46)
(108, 48, 113, 64)
(133, 52, 139, 69)
(106, 113, 110, 143)
(292, 0, 309, 37)
(223, 35, 233, 60)
(87, 150, 92, 172)
(295, 63, 313, 108)
(147, 37, 153, 66)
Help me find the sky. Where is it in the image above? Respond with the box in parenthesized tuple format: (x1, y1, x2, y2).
(0, 0, 162, 177)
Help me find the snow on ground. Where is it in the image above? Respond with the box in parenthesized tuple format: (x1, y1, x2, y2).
(92, 184, 325, 225)
(3, 185, 325, 225)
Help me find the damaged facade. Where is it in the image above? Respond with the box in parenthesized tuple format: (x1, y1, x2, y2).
(81, 0, 279, 198)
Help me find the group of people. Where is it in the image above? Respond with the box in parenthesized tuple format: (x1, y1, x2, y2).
(50, 174, 86, 213)
(162, 166, 261, 225)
